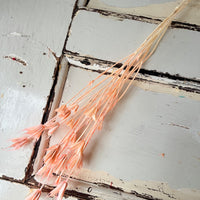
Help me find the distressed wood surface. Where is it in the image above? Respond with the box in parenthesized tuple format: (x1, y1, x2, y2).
(0, 179, 76, 200)
(1, 0, 200, 199)
(0, 0, 75, 180)
(88, 0, 200, 26)
(65, 54, 200, 97)
(33, 57, 70, 175)
(1, 0, 75, 56)
(47, 66, 200, 200)
(78, 0, 87, 7)
(66, 10, 200, 80)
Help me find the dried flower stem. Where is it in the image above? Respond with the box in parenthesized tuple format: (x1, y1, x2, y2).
(12, 1, 190, 199)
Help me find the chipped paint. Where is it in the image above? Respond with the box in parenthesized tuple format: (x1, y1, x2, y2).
(47, 47, 59, 61)
(4, 54, 27, 66)
(69, 168, 200, 200)
(168, 122, 189, 130)
(132, 78, 200, 101)
(88, 0, 200, 26)
(40, 66, 200, 199)
(161, 153, 165, 157)
(2, 32, 60, 62)
(66, 56, 200, 101)
(3, 32, 31, 38)
(66, 10, 200, 80)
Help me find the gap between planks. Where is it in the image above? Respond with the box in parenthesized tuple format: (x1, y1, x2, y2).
(23, 0, 80, 183)
(77, 7, 200, 32)
(64, 52, 200, 98)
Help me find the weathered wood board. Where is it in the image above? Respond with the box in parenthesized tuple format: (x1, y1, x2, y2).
(47, 66, 200, 200)
(66, 10, 200, 80)
(0, 0, 75, 180)
(88, 0, 200, 26)
(1, 0, 200, 199)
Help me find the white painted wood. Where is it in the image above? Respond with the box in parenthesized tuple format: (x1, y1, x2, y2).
(78, 0, 87, 7)
(33, 58, 145, 199)
(35, 173, 144, 200)
(0, 0, 76, 179)
(65, 55, 200, 95)
(66, 10, 200, 80)
(49, 66, 200, 199)
(90, 0, 176, 7)
(0, 179, 72, 200)
(0, 31, 56, 180)
(1, 0, 75, 56)
(33, 57, 70, 175)
(88, 0, 200, 26)
(0, 180, 30, 200)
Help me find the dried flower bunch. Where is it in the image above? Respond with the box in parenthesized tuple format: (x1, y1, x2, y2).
(10, 0, 190, 199)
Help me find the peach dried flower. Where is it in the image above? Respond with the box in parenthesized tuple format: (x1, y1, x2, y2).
(10, 1, 190, 199)
(25, 189, 41, 200)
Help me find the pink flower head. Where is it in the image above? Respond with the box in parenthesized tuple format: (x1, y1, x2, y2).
(70, 140, 84, 152)
(54, 154, 68, 174)
(67, 141, 85, 170)
(84, 106, 98, 121)
(66, 118, 79, 130)
(55, 105, 71, 122)
(67, 150, 83, 170)
(69, 104, 79, 112)
(44, 118, 60, 136)
(25, 189, 41, 200)
(49, 181, 68, 200)
(10, 136, 30, 150)
(37, 165, 53, 180)
(23, 124, 44, 140)
(55, 175, 62, 185)
(61, 132, 76, 148)
(48, 125, 59, 136)
(44, 144, 61, 165)
(10, 125, 44, 149)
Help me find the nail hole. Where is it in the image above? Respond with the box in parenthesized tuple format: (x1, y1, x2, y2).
(43, 52, 46, 55)
(19, 71, 23, 74)
(80, 59, 90, 65)
(114, 63, 123, 68)
(22, 85, 26, 88)
(87, 187, 92, 193)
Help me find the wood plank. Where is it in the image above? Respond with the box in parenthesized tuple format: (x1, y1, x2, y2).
(1, 0, 75, 56)
(66, 10, 200, 80)
(0, 0, 75, 180)
(47, 66, 200, 200)
(65, 54, 200, 95)
(88, 0, 200, 26)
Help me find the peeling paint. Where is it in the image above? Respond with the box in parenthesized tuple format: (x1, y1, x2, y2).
(65, 56, 200, 101)
(33, 63, 200, 199)
(161, 153, 165, 158)
(168, 123, 189, 130)
(4, 54, 27, 66)
(3, 32, 31, 38)
(40, 66, 200, 199)
(88, 0, 200, 26)
(2, 32, 59, 62)
(69, 168, 200, 200)
(47, 47, 59, 61)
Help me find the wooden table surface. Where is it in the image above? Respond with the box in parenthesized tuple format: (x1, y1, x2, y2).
(0, 0, 200, 199)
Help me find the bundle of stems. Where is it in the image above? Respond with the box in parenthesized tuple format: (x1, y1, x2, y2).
(10, 0, 190, 199)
